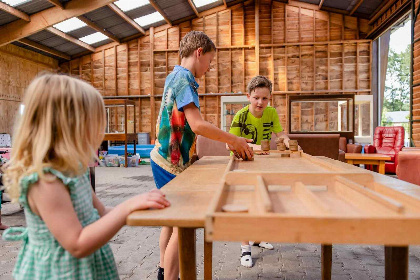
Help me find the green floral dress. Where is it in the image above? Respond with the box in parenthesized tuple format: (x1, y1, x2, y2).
(2, 168, 119, 280)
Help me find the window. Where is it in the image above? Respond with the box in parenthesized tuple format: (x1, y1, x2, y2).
(354, 95, 373, 144)
(1, 0, 31, 7)
(79, 32, 109, 45)
(53, 18, 87, 33)
(134, 12, 164, 27)
(114, 0, 149, 12)
(193, 0, 218, 8)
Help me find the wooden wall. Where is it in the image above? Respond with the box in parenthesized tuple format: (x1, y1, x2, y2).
(59, 0, 372, 140)
(413, 0, 420, 147)
(0, 44, 58, 136)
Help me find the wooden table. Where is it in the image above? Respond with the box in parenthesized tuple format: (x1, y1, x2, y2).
(345, 153, 391, 174)
(127, 153, 420, 280)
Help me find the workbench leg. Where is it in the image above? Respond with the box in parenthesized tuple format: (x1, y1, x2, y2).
(321, 244, 332, 280)
(204, 234, 212, 280)
(385, 246, 408, 280)
(379, 161, 386, 175)
(178, 228, 196, 280)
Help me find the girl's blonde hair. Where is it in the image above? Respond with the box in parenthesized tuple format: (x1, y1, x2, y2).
(3, 74, 105, 202)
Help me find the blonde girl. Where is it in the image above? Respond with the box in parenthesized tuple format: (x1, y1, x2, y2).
(2, 74, 170, 279)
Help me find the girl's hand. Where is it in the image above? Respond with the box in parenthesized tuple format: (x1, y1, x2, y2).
(230, 137, 253, 160)
(127, 189, 170, 212)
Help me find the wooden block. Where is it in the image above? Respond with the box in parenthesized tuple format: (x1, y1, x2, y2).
(222, 204, 249, 213)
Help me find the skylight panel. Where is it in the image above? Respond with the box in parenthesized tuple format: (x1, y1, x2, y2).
(79, 32, 109, 45)
(1, 0, 31, 7)
(114, 0, 149, 12)
(53, 18, 87, 33)
(134, 12, 164, 27)
(193, 0, 218, 8)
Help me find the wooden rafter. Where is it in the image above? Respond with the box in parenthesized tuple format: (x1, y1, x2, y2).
(148, 0, 173, 26)
(18, 38, 71, 60)
(0, 2, 30, 21)
(349, 0, 364, 16)
(0, 0, 119, 47)
(77, 15, 121, 43)
(108, 3, 146, 34)
(45, 0, 65, 9)
(319, 0, 325, 9)
(46, 27, 95, 52)
(222, 0, 227, 8)
(187, 0, 200, 17)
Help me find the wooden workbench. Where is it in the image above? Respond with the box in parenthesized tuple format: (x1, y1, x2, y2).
(127, 153, 420, 280)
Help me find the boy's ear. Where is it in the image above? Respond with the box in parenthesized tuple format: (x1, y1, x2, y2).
(197, 47, 203, 57)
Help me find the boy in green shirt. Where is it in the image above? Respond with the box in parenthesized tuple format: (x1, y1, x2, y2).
(229, 75, 291, 267)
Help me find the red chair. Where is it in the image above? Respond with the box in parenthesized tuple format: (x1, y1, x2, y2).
(364, 126, 405, 174)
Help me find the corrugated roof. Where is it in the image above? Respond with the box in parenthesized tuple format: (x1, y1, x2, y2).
(196, 1, 224, 13)
(67, 26, 97, 39)
(357, 0, 383, 16)
(0, 10, 19, 26)
(15, 0, 54, 15)
(157, 0, 195, 22)
(125, 4, 156, 19)
(324, 0, 352, 11)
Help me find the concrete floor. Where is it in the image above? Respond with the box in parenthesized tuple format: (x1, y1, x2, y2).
(1, 166, 420, 279)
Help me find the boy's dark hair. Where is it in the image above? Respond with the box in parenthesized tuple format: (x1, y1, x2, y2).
(247, 76, 272, 94)
(179, 31, 216, 58)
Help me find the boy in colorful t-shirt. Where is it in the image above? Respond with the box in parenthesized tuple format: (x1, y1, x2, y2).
(150, 31, 253, 280)
(229, 75, 291, 268)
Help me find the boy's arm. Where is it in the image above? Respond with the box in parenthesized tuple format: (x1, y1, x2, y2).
(183, 103, 253, 159)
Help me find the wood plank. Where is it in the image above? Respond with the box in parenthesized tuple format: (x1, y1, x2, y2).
(178, 228, 197, 280)
(256, 175, 273, 213)
(0, 2, 30, 21)
(77, 15, 120, 43)
(108, 3, 146, 34)
(0, 0, 119, 47)
(150, 27, 156, 141)
(321, 244, 332, 280)
(18, 38, 71, 60)
(149, 0, 173, 26)
(319, 0, 325, 9)
(46, 0, 65, 9)
(349, 0, 364, 16)
(46, 27, 95, 52)
(385, 246, 409, 280)
(294, 181, 330, 214)
(187, 0, 200, 17)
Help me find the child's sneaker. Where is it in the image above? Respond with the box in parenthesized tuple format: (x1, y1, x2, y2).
(250, 241, 274, 250)
(240, 245, 253, 268)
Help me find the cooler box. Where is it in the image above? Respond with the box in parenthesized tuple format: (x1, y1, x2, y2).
(108, 144, 154, 158)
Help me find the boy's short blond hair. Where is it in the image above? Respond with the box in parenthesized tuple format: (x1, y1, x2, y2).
(247, 75, 272, 94)
(179, 31, 216, 58)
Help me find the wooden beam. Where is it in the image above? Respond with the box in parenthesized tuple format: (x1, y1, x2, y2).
(349, 0, 364, 16)
(148, 0, 173, 26)
(45, 0, 65, 9)
(0, 2, 30, 21)
(46, 27, 95, 52)
(0, 0, 119, 47)
(222, 0, 228, 8)
(18, 38, 71, 60)
(319, 0, 325, 9)
(108, 3, 146, 34)
(369, 0, 398, 25)
(77, 15, 121, 43)
(187, 0, 200, 17)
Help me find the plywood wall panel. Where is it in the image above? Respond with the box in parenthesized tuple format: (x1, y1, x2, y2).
(56, 0, 371, 136)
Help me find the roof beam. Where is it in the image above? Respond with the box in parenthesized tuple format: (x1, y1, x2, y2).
(222, 0, 227, 8)
(0, 2, 30, 21)
(18, 38, 71, 60)
(46, 27, 95, 52)
(319, 0, 325, 9)
(0, 0, 119, 47)
(148, 0, 173, 26)
(108, 3, 146, 34)
(349, 0, 364, 16)
(77, 16, 121, 43)
(45, 0, 65, 9)
(187, 0, 199, 17)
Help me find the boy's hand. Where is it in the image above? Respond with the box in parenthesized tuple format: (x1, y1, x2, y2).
(229, 137, 253, 160)
(127, 190, 170, 212)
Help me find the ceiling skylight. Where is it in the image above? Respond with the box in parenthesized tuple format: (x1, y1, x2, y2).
(193, 0, 218, 8)
(1, 0, 31, 6)
(79, 32, 109, 45)
(134, 12, 164, 27)
(114, 0, 149, 12)
(53, 18, 87, 33)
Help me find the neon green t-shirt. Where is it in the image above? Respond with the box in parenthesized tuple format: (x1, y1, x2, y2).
(229, 105, 282, 144)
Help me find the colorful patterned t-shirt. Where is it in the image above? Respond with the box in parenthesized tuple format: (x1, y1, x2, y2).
(150, 65, 200, 175)
(229, 105, 282, 145)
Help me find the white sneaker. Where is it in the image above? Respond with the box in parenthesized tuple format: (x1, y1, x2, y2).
(250, 241, 274, 250)
(240, 252, 253, 268)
